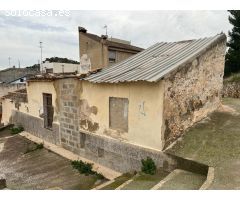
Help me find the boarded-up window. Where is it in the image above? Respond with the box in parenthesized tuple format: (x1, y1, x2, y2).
(109, 97, 128, 132)
(46, 68, 53, 73)
(43, 93, 53, 129)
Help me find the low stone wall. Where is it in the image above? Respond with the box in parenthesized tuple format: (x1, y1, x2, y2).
(61, 130, 176, 173)
(11, 110, 60, 145)
(222, 82, 240, 98)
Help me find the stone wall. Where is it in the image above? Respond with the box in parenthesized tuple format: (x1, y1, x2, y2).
(162, 41, 226, 147)
(11, 110, 60, 145)
(62, 130, 176, 173)
(222, 82, 240, 98)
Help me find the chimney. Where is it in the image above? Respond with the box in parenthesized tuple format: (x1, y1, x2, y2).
(101, 35, 108, 45)
(78, 27, 87, 33)
(101, 35, 108, 40)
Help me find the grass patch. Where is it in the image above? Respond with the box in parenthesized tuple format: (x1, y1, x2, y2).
(158, 170, 206, 190)
(10, 126, 24, 135)
(165, 98, 240, 189)
(71, 160, 105, 180)
(24, 142, 44, 154)
(100, 173, 134, 190)
(121, 170, 169, 190)
(224, 73, 240, 83)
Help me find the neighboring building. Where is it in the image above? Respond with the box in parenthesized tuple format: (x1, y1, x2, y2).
(42, 56, 91, 74)
(0, 67, 38, 84)
(0, 67, 38, 123)
(1, 33, 226, 172)
(8, 75, 28, 84)
(0, 67, 38, 98)
(42, 62, 80, 74)
(79, 27, 144, 70)
(0, 67, 38, 99)
(0, 84, 26, 98)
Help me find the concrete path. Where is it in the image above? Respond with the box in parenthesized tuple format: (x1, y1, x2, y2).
(0, 130, 105, 189)
(20, 131, 121, 180)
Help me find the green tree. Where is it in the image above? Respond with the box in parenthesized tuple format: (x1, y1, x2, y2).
(225, 10, 240, 76)
(43, 57, 79, 64)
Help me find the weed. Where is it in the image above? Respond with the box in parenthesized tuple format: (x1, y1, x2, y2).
(94, 172, 105, 180)
(24, 143, 44, 154)
(71, 160, 93, 175)
(10, 126, 24, 135)
(71, 160, 105, 179)
(36, 143, 44, 149)
(225, 73, 240, 83)
(141, 157, 157, 175)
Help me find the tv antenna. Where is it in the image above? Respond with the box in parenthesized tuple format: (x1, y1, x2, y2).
(18, 59, 20, 68)
(8, 57, 11, 68)
(39, 41, 43, 73)
(103, 25, 108, 36)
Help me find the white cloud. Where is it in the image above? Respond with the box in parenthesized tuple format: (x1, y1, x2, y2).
(0, 10, 232, 69)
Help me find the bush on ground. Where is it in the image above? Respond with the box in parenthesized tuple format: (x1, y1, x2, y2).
(71, 160, 105, 179)
(10, 125, 24, 135)
(141, 157, 157, 175)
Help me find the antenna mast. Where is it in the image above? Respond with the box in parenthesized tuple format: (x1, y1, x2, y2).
(39, 41, 43, 73)
(103, 25, 108, 36)
(8, 57, 11, 68)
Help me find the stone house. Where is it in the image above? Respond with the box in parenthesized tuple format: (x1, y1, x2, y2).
(79, 27, 144, 70)
(1, 33, 226, 172)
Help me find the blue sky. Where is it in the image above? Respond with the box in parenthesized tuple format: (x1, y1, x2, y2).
(0, 10, 232, 69)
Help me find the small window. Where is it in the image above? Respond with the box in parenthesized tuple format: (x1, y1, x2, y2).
(43, 93, 53, 129)
(46, 68, 53, 73)
(109, 97, 128, 132)
(20, 78, 24, 82)
(108, 50, 116, 63)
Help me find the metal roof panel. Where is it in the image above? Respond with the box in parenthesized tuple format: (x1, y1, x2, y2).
(84, 33, 226, 83)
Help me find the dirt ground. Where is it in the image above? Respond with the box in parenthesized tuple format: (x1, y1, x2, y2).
(0, 128, 104, 190)
(167, 98, 240, 189)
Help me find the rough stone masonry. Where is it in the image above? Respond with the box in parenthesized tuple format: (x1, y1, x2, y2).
(162, 40, 226, 147)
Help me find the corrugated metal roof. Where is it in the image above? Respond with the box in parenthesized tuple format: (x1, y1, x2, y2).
(84, 33, 226, 83)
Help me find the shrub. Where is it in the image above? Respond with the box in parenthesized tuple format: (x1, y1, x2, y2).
(71, 160, 105, 179)
(94, 172, 105, 180)
(141, 157, 157, 175)
(71, 160, 93, 175)
(10, 126, 24, 135)
(36, 143, 44, 149)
